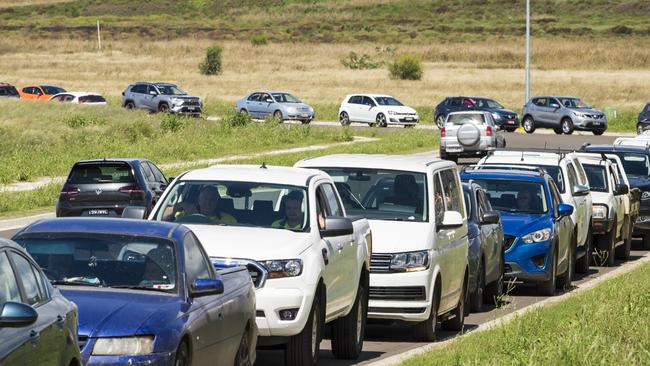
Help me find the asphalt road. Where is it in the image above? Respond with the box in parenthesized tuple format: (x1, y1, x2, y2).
(0, 131, 639, 366)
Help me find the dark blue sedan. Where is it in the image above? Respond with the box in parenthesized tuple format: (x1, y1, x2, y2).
(0, 238, 81, 366)
(13, 218, 257, 366)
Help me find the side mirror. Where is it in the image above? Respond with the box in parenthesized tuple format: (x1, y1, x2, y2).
(438, 211, 463, 230)
(572, 184, 590, 197)
(265, 98, 273, 103)
(320, 216, 353, 237)
(557, 203, 574, 217)
(615, 184, 629, 196)
(550, 103, 560, 109)
(480, 210, 500, 225)
(122, 206, 147, 219)
(0, 302, 38, 328)
(149, 90, 158, 96)
(191, 278, 224, 297)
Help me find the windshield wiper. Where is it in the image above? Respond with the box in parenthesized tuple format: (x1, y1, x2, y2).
(109, 285, 171, 292)
(51, 277, 103, 287)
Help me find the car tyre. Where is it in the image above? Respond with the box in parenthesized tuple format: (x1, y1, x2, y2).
(414, 285, 439, 341)
(158, 103, 170, 113)
(234, 329, 252, 366)
(522, 116, 535, 133)
(598, 224, 616, 267)
(615, 218, 632, 260)
(441, 273, 466, 331)
(124, 101, 135, 109)
(331, 273, 367, 359)
(239, 108, 248, 115)
(575, 224, 592, 274)
(273, 110, 283, 123)
(174, 341, 189, 366)
(593, 130, 605, 136)
(485, 258, 504, 306)
(376, 113, 387, 128)
(469, 259, 484, 313)
(561, 118, 574, 135)
(340, 112, 351, 126)
(557, 234, 574, 290)
(436, 115, 445, 129)
(537, 244, 557, 296)
(285, 291, 322, 366)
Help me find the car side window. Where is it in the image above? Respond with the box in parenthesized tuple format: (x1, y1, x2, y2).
(9, 252, 46, 306)
(363, 96, 376, 106)
(574, 160, 588, 186)
(260, 93, 272, 102)
(0, 252, 21, 304)
(148, 162, 167, 183)
(474, 191, 484, 220)
(184, 233, 213, 284)
(440, 169, 465, 218)
(450, 98, 462, 107)
(550, 98, 561, 108)
(141, 162, 156, 183)
(534, 98, 547, 107)
(433, 173, 445, 226)
(248, 93, 260, 101)
(132, 85, 146, 94)
(548, 181, 561, 217)
(320, 183, 343, 217)
(566, 162, 578, 192)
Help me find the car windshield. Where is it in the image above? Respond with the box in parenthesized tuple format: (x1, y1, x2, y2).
(79, 95, 106, 103)
(1, 86, 19, 96)
(317, 168, 428, 222)
(156, 85, 186, 95)
(42, 86, 65, 94)
(375, 97, 404, 106)
(582, 164, 608, 192)
(155, 181, 309, 231)
(474, 98, 503, 109)
(611, 153, 650, 177)
(15, 234, 178, 293)
(68, 162, 135, 184)
(478, 164, 565, 193)
(271, 93, 301, 103)
(472, 179, 548, 214)
(559, 98, 591, 109)
(447, 113, 486, 125)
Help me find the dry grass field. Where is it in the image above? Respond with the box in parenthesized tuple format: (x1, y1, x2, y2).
(1, 36, 648, 115)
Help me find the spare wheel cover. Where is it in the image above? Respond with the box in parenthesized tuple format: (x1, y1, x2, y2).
(457, 123, 481, 146)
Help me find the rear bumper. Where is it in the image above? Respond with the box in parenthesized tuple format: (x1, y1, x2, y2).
(441, 137, 498, 157)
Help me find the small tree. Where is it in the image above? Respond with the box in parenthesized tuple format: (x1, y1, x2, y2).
(250, 34, 268, 46)
(388, 54, 423, 80)
(199, 45, 223, 75)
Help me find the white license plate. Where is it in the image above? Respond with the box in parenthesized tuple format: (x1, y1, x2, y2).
(88, 209, 108, 215)
(404, 117, 413, 121)
(594, 122, 601, 125)
(507, 120, 515, 124)
(188, 107, 197, 111)
(301, 114, 309, 118)
(446, 146, 463, 153)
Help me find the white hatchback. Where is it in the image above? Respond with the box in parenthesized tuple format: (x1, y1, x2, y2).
(339, 94, 419, 127)
(49, 92, 107, 105)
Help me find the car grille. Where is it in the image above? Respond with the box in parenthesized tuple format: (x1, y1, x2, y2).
(78, 335, 88, 352)
(506, 114, 516, 119)
(369, 286, 426, 301)
(245, 262, 267, 288)
(504, 235, 516, 251)
(370, 254, 392, 273)
(182, 99, 201, 106)
(368, 307, 426, 314)
(587, 114, 603, 119)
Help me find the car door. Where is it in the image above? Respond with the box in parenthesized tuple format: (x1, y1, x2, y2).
(244, 93, 260, 116)
(609, 165, 626, 238)
(144, 85, 159, 111)
(477, 189, 501, 283)
(345, 95, 362, 122)
(361, 96, 377, 122)
(549, 181, 572, 271)
(130, 84, 145, 109)
(258, 93, 274, 118)
(565, 161, 587, 245)
(547, 98, 563, 126)
(531, 97, 549, 124)
(146, 161, 168, 201)
(140, 162, 161, 207)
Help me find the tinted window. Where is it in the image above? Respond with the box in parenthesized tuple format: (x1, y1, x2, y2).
(583, 164, 608, 192)
(147, 162, 166, 183)
(548, 180, 561, 216)
(156, 84, 185, 95)
(41, 86, 65, 95)
(539, 165, 565, 193)
(141, 162, 156, 183)
(447, 113, 486, 125)
(10, 253, 44, 306)
(433, 173, 445, 225)
(247, 93, 260, 101)
(473, 179, 548, 214)
(131, 84, 147, 94)
(68, 162, 135, 184)
(475, 98, 503, 109)
(462, 188, 472, 220)
(375, 97, 403, 106)
(320, 184, 343, 216)
(79, 95, 106, 103)
(0, 86, 18, 96)
(0, 252, 21, 304)
(260, 93, 272, 102)
(450, 98, 462, 107)
(612, 153, 650, 177)
(271, 93, 300, 103)
(440, 169, 464, 217)
(348, 95, 362, 104)
(184, 234, 212, 284)
(362, 96, 376, 106)
(566, 162, 578, 191)
(533, 98, 547, 107)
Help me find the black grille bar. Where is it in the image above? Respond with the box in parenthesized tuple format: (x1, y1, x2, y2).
(369, 286, 426, 301)
(370, 254, 392, 273)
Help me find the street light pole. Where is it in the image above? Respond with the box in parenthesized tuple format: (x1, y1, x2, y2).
(525, 0, 531, 103)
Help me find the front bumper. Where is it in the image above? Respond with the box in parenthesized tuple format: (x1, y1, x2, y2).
(255, 283, 315, 337)
(86, 354, 174, 366)
(504, 238, 553, 282)
(495, 117, 519, 129)
(573, 116, 607, 131)
(388, 115, 419, 125)
(285, 112, 315, 121)
(367, 269, 434, 322)
(170, 104, 202, 114)
(592, 218, 614, 235)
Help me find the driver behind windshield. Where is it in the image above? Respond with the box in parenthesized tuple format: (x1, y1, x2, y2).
(272, 190, 304, 229)
(516, 189, 541, 212)
(174, 185, 237, 224)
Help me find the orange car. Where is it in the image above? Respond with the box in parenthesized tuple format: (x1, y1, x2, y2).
(19, 85, 66, 101)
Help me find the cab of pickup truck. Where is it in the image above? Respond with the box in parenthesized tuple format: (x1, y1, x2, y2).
(295, 154, 469, 341)
(146, 164, 371, 365)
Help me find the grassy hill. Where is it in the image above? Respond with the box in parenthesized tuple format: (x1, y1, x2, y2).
(0, 0, 649, 42)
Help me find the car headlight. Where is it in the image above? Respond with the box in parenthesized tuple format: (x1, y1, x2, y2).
(573, 111, 585, 117)
(93, 336, 154, 356)
(521, 228, 551, 244)
(262, 259, 303, 278)
(170, 97, 183, 105)
(388, 110, 397, 115)
(389, 250, 430, 272)
(592, 204, 608, 219)
(491, 112, 501, 120)
(642, 191, 650, 200)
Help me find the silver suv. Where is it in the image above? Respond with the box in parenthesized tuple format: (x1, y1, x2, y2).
(522, 96, 606, 135)
(122, 82, 202, 116)
(440, 111, 505, 162)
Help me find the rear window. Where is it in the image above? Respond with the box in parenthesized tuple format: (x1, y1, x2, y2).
(68, 163, 135, 184)
(447, 114, 486, 125)
(79, 95, 106, 103)
(583, 164, 608, 192)
(0, 86, 18, 96)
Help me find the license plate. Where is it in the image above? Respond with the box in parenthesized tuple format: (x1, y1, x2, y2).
(446, 146, 463, 153)
(301, 114, 309, 118)
(88, 209, 108, 216)
(594, 122, 601, 125)
(188, 107, 196, 111)
(404, 117, 413, 121)
(507, 120, 515, 124)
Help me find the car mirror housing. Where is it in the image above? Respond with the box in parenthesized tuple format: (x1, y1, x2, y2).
(550, 103, 560, 109)
(149, 90, 158, 96)
(0, 302, 38, 328)
(557, 203, 574, 217)
(480, 210, 500, 225)
(191, 278, 224, 297)
(615, 184, 629, 196)
(320, 216, 353, 237)
(572, 184, 590, 197)
(439, 211, 463, 230)
(122, 206, 147, 220)
(265, 98, 273, 103)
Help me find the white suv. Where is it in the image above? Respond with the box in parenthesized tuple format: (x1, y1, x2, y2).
(478, 150, 593, 275)
(338, 94, 419, 127)
(296, 154, 469, 341)
(440, 111, 506, 162)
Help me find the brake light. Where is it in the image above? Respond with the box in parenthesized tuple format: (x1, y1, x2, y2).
(59, 186, 80, 198)
(119, 185, 145, 198)
(441, 127, 446, 137)
(486, 126, 492, 136)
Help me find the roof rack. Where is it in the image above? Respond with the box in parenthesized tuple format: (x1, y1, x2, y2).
(462, 164, 546, 176)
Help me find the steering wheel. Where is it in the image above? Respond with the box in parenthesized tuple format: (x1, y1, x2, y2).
(175, 213, 213, 224)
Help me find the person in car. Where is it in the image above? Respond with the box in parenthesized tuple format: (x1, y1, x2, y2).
(516, 189, 535, 211)
(140, 246, 176, 289)
(272, 191, 305, 229)
(174, 185, 237, 224)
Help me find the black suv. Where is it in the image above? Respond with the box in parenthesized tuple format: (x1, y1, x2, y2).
(434, 96, 519, 131)
(56, 159, 168, 217)
(0, 82, 19, 98)
(637, 102, 650, 135)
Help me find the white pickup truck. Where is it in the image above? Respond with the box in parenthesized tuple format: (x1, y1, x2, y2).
(296, 154, 469, 341)
(147, 164, 372, 366)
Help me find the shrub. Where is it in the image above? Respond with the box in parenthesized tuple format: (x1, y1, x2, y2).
(199, 45, 223, 75)
(388, 54, 423, 80)
(224, 111, 252, 127)
(341, 51, 382, 70)
(250, 34, 268, 46)
(160, 114, 184, 133)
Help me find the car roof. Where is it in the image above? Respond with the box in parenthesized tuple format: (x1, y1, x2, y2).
(74, 158, 145, 165)
(583, 144, 650, 154)
(179, 165, 327, 187)
(296, 154, 454, 173)
(531, 96, 579, 99)
(461, 168, 547, 182)
(52, 92, 102, 97)
(346, 94, 394, 98)
(484, 150, 578, 166)
(0, 82, 15, 87)
(14, 218, 185, 239)
(448, 110, 490, 115)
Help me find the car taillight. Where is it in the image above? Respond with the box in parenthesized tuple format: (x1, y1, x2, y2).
(486, 126, 492, 136)
(441, 127, 446, 137)
(59, 186, 80, 198)
(119, 185, 145, 198)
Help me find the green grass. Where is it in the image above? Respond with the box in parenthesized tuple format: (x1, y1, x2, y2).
(402, 260, 650, 366)
(1, 0, 649, 42)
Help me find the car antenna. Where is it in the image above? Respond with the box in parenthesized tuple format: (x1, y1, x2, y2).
(260, 162, 267, 169)
(520, 151, 524, 162)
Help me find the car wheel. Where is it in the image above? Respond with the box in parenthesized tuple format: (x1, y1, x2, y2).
(575, 223, 592, 274)
(485, 258, 504, 306)
(301, 119, 312, 125)
(522, 116, 535, 133)
(596, 223, 616, 267)
(125, 101, 135, 109)
(376, 113, 387, 128)
(234, 329, 252, 366)
(331, 273, 367, 359)
(537, 244, 557, 296)
(557, 233, 574, 290)
(436, 115, 445, 129)
(158, 103, 170, 113)
(561, 118, 574, 135)
(285, 290, 321, 366)
(441, 272, 466, 331)
(174, 341, 189, 366)
(615, 217, 632, 260)
(414, 284, 439, 341)
(553, 127, 563, 134)
(273, 110, 283, 122)
(339, 112, 351, 126)
(637, 124, 644, 135)
(239, 108, 248, 115)
(593, 130, 605, 136)
(469, 259, 484, 313)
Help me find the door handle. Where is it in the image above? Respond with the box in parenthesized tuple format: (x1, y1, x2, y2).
(30, 330, 39, 347)
(321, 248, 329, 265)
(56, 315, 66, 329)
(336, 243, 344, 253)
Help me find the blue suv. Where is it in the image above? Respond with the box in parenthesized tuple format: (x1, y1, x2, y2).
(460, 168, 574, 296)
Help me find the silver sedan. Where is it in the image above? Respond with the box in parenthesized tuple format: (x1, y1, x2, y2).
(236, 91, 315, 124)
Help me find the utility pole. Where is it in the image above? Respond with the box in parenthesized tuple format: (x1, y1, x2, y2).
(97, 20, 102, 52)
(524, 0, 531, 103)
